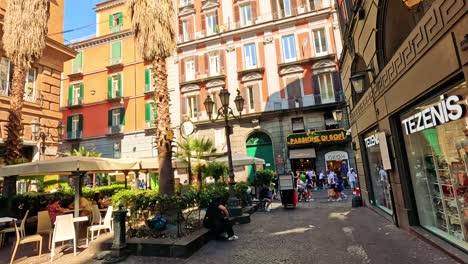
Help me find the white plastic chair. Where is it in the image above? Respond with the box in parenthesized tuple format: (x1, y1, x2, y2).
(86, 206, 113, 246)
(10, 219, 42, 264)
(0, 210, 29, 247)
(51, 214, 76, 262)
(36, 211, 53, 250)
(90, 205, 102, 225)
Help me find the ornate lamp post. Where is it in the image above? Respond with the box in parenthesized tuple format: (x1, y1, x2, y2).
(204, 88, 244, 217)
(31, 118, 64, 160)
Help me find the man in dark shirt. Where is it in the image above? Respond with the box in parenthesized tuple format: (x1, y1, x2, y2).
(259, 184, 273, 212)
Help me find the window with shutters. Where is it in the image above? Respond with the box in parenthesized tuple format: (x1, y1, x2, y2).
(182, 20, 189, 42)
(72, 51, 83, 73)
(279, 0, 293, 17)
(185, 59, 195, 81)
(108, 108, 125, 134)
(110, 12, 123, 33)
(144, 68, 152, 92)
(110, 41, 122, 65)
(145, 101, 156, 129)
(312, 28, 328, 56)
(0, 58, 12, 97)
(69, 83, 83, 106)
(109, 74, 122, 99)
(187, 95, 198, 119)
(291, 117, 305, 133)
(282, 35, 297, 62)
(244, 43, 257, 69)
(68, 114, 82, 139)
(24, 68, 36, 102)
(205, 13, 217, 35)
(240, 4, 252, 27)
(180, 0, 193, 7)
(209, 54, 220, 76)
(317, 73, 334, 103)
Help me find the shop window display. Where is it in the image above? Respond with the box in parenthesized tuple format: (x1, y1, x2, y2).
(400, 82, 468, 250)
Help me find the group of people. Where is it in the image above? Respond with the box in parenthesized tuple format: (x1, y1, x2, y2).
(326, 168, 358, 202)
(46, 192, 111, 223)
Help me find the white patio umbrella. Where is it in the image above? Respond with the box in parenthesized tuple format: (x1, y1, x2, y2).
(213, 153, 265, 166)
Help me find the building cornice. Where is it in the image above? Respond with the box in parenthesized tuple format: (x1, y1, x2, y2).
(69, 30, 133, 50)
(95, 0, 126, 12)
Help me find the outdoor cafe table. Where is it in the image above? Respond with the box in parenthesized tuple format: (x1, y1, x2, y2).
(0, 217, 16, 224)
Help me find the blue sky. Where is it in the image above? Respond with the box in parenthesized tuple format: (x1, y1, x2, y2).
(63, 0, 101, 43)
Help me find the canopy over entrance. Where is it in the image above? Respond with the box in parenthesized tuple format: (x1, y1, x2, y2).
(214, 153, 265, 166)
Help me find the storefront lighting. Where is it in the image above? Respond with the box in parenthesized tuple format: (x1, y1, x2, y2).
(333, 110, 344, 122)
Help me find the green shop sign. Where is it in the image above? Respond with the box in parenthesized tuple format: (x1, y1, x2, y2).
(287, 129, 349, 146)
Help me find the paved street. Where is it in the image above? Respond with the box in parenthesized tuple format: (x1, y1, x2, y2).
(121, 190, 459, 264)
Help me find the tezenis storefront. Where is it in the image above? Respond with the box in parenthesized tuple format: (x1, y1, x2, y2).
(286, 128, 353, 176)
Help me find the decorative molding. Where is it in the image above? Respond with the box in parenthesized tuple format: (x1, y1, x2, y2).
(241, 72, 263, 83)
(180, 84, 200, 94)
(350, 0, 466, 124)
(312, 60, 336, 69)
(201, 0, 219, 12)
(225, 46, 235, 53)
(206, 79, 226, 88)
(95, 0, 125, 12)
(263, 36, 274, 44)
(279, 65, 304, 76)
(179, 6, 196, 17)
(69, 30, 133, 50)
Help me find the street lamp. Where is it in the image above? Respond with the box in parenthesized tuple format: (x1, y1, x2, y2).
(204, 88, 244, 217)
(31, 118, 64, 159)
(349, 67, 375, 94)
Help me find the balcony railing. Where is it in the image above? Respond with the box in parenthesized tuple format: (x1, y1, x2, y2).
(0, 87, 10, 97)
(108, 90, 122, 100)
(69, 97, 83, 107)
(178, 2, 331, 43)
(110, 24, 122, 33)
(108, 125, 124, 134)
(264, 92, 344, 112)
(67, 130, 82, 140)
(145, 121, 155, 129)
(180, 68, 226, 84)
(110, 57, 122, 66)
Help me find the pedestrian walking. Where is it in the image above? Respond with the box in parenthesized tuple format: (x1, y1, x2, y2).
(327, 170, 337, 201)
(318, 170, 325, 189)
(335, 174, 347, 201)
(305, 170, 314, 201)
(347, 168, 357, 190)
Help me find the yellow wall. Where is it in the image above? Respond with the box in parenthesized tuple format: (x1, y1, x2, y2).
(96, 2, 131, 37)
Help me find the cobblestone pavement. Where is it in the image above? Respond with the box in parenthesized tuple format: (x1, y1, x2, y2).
(121, 190, 460, 264)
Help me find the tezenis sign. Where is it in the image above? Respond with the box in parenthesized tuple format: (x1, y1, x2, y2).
(287, 128, 349, 146)
(401, 95, 466, 135)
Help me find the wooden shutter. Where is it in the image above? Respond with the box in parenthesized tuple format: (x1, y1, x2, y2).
(204, 54, 209, 75)
(219, 51, 225, 73)
(332, 71, 343, 102)
(201, 14, 206, 32)
(179, 58, 185, 81)
(108, 76, 112, 98)
(271, 0, 278, 19)
(145, 68, 150, 91)
(111, 41, 122, 62)
(178, 20, 183, 38)
(194, 56, 199, 77)
(240, 86, 248, 112)
(108, 109, 112, 127)
(252, 84, 261, 112)
(117, 74, 122, 97)
(120, 107, 125, 125)
(187, 17, 193, 39)
(118, 12, 123, 25)
(145, 102, 151, 121)
(291, 0, 298, 15)
(181, 96, 187, 118)
(195, 95, 200, 118)
(68, 85, 73, 105)
(234, 5, 240, 24)
(109, 14, 114, 27)
(79, 83, 83, 101)
(313, 75, 321, 105)
(78, 114, 83, 136)
(251, 1, 257, 20)
(67, 116, 72, 138)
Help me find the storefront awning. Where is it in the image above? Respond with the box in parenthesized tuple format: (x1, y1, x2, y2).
(289, 148, 316, 159)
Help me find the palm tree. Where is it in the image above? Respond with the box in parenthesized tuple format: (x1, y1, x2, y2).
(2, 0, 50, 164)
(178, 137, 216, 190)
(128, 0, 176, 195)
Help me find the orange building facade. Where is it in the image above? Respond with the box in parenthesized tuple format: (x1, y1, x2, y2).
(0, 0, 75, 163)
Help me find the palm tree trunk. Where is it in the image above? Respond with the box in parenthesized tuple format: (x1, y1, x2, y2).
(152, 57, 174, 196)
(5, 66, 26, 165)
(197, 170, 202, 190)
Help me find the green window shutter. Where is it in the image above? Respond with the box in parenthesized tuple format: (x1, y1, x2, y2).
(118, 74, 122, 97)
(145, 68, 150, 91)
(145, 103, 150, 121)
(152, 103, 156, 120)
(108, 109, 112, 127)
(68, 85, 73, 105)
(108, 76, 112, 98)
(67, 116, 72, 138)
(78, 114, 83, 135)
(111, 41, 122, 63)
(79, 83, 84, 101)
(120, 107, 125, 125)
(118, 12, 123, 25)
(109, 14, 114, 27)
